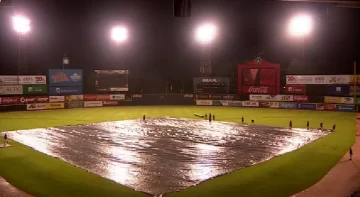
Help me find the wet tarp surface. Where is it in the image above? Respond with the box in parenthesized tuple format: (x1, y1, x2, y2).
(9, 117, 327, 196)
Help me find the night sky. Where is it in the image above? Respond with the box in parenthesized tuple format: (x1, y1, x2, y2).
(0, 0, 360, 89)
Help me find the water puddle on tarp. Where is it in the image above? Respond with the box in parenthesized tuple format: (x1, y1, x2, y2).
(9, 117, 328, 196)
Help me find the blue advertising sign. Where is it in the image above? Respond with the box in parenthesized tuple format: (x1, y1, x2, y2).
(336, 105, 354, 112)
(279, 102, 297, 109)
(297, 103, 316, 110)
(327, 85, 350, 95)
(49, 69, 83, 86)
(49, 87, 83, 95)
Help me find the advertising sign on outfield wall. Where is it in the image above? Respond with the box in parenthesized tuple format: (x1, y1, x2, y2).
(324, 96, 354, 104)
(284, 85, 306, 94)
(110, 94, 125, 100)
(0, 76, 19, 85)
(327, 85, 350, 95)
(297, 103, 316, 110)
(316, 104, 325, 110)
(324, 104, 337, 110)
(0, 97, 20, 105)
(336, 105, 355, 112)
(66, 101, 84, 108)
(250, 95, 293, 102)
(27, 103, 46, 110)
(279, 102, 297, 109)
(19, 96, 49, 104)
(293, 95, 308, 102)
(269, 102, 279, 108)
(49, 96, 65, 102)
(23, 84, 48, 95)
(84, 101, 103, 107)
(45, 103, 65, 109)
(286, 75, 326, 85)
(49, 87, 83, 95)
(242, 86, 276, 94)
(196, 100, 213, 106)
(65, 95, 84, 102)
(242, 101, 259, 107)
(0, 85, 23, 95)
(103, 101, 119, 106)
(19, 76, 47, 84)
(49, 69, 83, 86)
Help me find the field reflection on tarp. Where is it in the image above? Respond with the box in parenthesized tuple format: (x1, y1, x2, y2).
(9, 117, 328, 196)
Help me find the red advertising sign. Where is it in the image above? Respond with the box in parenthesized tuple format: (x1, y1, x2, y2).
(96, 94, 111, 101)
(324, 104, 336, 110)
(293, 95, 308, 102)
(103, 101, 119, 106)
(260, 69, 275, 85)
(0, 97, 20, 105)
(242, 86, 276, 94)
(19, 96, 49, 104)
(83, 94, 97, 101)
(284, 85, 306, 94)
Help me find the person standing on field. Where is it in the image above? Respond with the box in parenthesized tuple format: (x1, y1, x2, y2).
(212, 114, 215, 121)
(3, 133, 8, 146)
(350, 148, 353, 160)
(242, 117, 244, 123)
(307, 121, 310, 130)
(289, 120, 292, 129)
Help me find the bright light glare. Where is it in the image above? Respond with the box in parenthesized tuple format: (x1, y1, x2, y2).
(289, 15, 312, 37)
(196, 23, 216, 44)
(13, 16, 30, 34)
(111, 26, 128, 43)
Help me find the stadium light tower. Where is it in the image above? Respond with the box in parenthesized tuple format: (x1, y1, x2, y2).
(288, 14, 312, 58)
(13, 15, 31, 75)
(196, 23, 216, 77)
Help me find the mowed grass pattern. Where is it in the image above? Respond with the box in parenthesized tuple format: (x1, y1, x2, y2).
(0, 106, 356, 197)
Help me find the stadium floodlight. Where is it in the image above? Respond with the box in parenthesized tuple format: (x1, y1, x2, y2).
(13, 15, 30, 34)
(195, 23, 216, 45)
(288, 14, 312, 37)
(111, 26, 128, 43)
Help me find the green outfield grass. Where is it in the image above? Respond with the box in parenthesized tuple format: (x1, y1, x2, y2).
(0, 106, 356, 197)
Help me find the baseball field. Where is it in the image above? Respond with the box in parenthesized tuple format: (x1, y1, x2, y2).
(0, 106, 356, 197)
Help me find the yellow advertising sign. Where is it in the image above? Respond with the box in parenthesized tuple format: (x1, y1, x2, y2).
(45, 102, 65, 109)
(349, 75, 360, 84)
(324, 96, 342, 104)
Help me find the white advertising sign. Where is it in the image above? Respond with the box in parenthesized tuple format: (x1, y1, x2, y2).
(0, 76, 19, 85)
(242, 101, 259, 107)
(249, 95, 293, 102)
(19, 76, 47, 84)
(0, 85, 23, 95)
(196, 100, 213, 106)
(342, 97, 354, 104)
(26, 103, 46, 111)
(49, 96, 65, 102)
(84, 101, 103, 107)
(110, 94, 125, 100)
(269, 102, 279, 108)
(325, 75, 351, 84)
(286, 75, 326, 85)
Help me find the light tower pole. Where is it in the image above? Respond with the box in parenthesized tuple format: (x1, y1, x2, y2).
(13, 16, 30, 75)
(196, 23, 216, 77)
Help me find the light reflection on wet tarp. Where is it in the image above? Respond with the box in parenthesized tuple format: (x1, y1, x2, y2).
(9, 117, 328, 196)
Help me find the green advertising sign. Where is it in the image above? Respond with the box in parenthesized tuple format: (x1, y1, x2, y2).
(23, 84, 48, 95)
(356, 98, 360, 105)
(66, 101, 84, 109)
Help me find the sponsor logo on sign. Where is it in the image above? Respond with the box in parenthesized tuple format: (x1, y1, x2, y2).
(315, 76, 325, 84)
(324, 104, 336, 110)
(208, 94, 222, 99)
(324, 96, 342, 104)
(0, 76, 19, 85)
(279, 102, 297, 109)
(0, 85, 23, 95)
(196, 100, 213, 106)
(327, 75, 350, 84)
(278, 95, 293, 101)
(242, 101, 259, 107)
(342, 97, 354, 104)
(27, 103, 46, 111)
(202, 78, 218, 82)
(83, 95, 97, 101)
(49, 96, 65, 102)
(19, 96, 49, 104)
(70, 73, 81, 82)
(243, 86, 275, 94)
(0, 97, 20, 105)
(285, 85, 306, 94)
(132, 94, 142, 98)
(316, 104, 325, 110)
(49, 87, 83, 95)
(269, 102, 279, 108)
(52, 73, 70, 83)
(336, 105, 354, 112)
(293, 95, 308, 102)
(65, 95, 84, 102)
(19, 76, 47, 84)
(286, 75, 326, 84)
(103, 101, 119, 106)
(45, 103, 65, 109)
(261, 102, 270, 107)
(297, 103, 316, 110)
(110, 94, 125, 100)
(84, 101, 103, 107)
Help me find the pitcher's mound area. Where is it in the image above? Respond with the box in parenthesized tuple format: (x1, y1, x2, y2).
(9, 117, 327, 196)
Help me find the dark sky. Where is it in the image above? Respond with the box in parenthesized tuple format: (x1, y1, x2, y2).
(1, 0, 360, 81)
